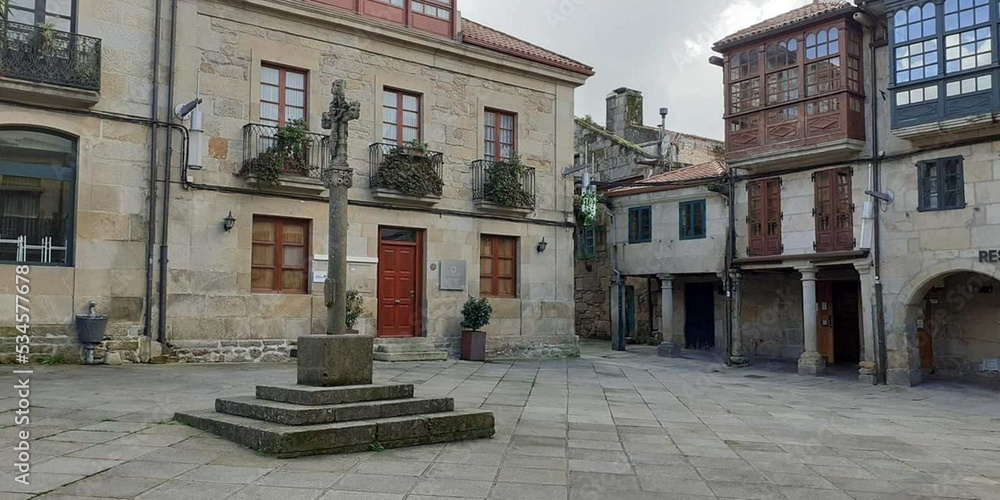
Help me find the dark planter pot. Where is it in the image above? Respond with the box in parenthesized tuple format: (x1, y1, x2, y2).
(75, 315, 108, 344)
(460, 330, 486, 361)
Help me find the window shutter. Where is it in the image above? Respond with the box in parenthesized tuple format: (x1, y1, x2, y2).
(833, 168, 854, 250)
(764, 178, 782, 255)
(814, 170, 834, 252)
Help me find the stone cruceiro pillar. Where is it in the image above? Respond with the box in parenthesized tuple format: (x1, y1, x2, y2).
(728, 271, 748, 366)
(854, 262, 878, 384)
(297, 80, 373, 388)
(175, 80, 495, 457)
(796, 267, 825, 376)
(656, 274, 681, 357)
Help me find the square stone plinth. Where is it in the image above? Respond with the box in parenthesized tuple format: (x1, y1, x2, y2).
(297, 335, 374, 387)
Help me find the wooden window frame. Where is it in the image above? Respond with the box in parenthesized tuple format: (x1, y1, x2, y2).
(8, 0, 77, 32)
(917, 156, 966, 212)
(679, 200, 707, 240)
(480, 234, 518, 298)
(628, 206, 652, 244)
(382, 88, 422, 145)
(747, 178, 782, 256)
(484, 109, 517, 161)
(260, 64, 308, 128)
(813, 167, 854, 252)
(251, 216, 310, 294)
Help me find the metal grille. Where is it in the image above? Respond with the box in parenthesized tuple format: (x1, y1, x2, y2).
(0, 19, 102, 91)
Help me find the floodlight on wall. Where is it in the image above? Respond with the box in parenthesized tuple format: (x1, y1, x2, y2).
(865, 189, 895, 204)
(175, 97, 205, 171)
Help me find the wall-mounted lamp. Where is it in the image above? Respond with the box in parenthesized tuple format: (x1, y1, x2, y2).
(222, 211, 236, 232)
(536, 237, 548, 253)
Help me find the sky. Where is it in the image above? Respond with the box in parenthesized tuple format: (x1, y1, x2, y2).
(460, 0, 813, 141)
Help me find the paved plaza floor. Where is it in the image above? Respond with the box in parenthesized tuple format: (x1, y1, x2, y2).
(1, 341, 999, 499)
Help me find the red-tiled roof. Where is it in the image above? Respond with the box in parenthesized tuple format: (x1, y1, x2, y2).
(607, 160, 727, 196)
(461, 20, 595, 76)
(714, 0, 854, 49)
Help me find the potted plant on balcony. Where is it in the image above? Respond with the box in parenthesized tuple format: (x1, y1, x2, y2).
(374, 139, 444, 198)
(238, 119, 313, 187)
(345, 289, 365, 334)
(460, 297, 492, 361)
(484, 154, 532, 208)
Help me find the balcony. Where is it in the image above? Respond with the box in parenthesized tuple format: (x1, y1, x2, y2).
(472, 157, 536, 214)
(238, 123, 328, 195)
(725, 92, 866, 172)
(368, 142, 444, 205)
(0, 20, 101, 107)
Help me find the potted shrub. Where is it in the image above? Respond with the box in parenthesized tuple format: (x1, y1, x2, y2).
(346, 289, 365, 334)
(484, 154, 532, 208)
(460, 297, 492, 361)
(375, 140, 443, 198)
(238, 119, 313, 187)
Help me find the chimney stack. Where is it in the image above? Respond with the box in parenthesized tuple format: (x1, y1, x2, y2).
(605, 87, 643, 137)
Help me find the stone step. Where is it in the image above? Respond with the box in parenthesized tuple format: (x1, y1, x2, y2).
(256, 383, 414, 406)
(374, 351, 448, 362)
(174, 408, 495, 458)
(217, 396, 454, 426)
(374, 343, 442, 353)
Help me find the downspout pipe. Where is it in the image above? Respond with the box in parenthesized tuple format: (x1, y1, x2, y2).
(724, 166, 737, 363)
(143, 0, 163, 343)
(156, 0, 179, 344)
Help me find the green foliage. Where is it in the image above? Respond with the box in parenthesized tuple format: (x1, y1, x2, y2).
(34, 22, 57, 53)
(239, 120, 314, 187)
(346, 289, 365, 330)
(375, 140, 443, 197)
(369, 441, 385, 452)
(460, 297, 492, 332)
(483, 155, 532, 208)
(39, 353, 68, 365)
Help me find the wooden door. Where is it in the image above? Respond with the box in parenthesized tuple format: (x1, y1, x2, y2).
(377, 228, 422, 337)
(816, 281, 834, 364)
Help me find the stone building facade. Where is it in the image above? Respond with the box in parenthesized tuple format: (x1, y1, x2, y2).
(572, 88, 723, 341)
(0, 0, 592, 363)
(710, 0, 1000, 385)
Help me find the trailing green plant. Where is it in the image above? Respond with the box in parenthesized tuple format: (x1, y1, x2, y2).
(239, 119, 314, 187)
(483, 155, 532, 208)
(39, 353, 68, 365)
(346, 289, 365, 330)
(375, 140, 443, 197)
(460, 297, 492, 332)
(33, 22, 57, 53)
(369, 441, 385, 452)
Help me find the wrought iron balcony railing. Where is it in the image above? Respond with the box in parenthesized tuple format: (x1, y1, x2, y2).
(0, 19, 101, 91)
(472, 158, 536, 209)
(368, 142, 444, 198)
(241, 123, 329, 181)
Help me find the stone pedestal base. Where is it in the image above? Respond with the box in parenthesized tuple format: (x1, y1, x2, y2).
(858, 361, 877, 385)
(728, 355, 750, 367)
(797, 351, 826, 376)
(297, 335, 373, 387)
(657, 340, 681, 358)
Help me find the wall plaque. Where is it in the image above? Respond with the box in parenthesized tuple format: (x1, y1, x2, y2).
(440, 260, 466, 291)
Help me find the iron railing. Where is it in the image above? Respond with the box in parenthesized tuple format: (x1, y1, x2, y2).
(0, 19, 101, 91)
(472, 158, 536, 209)
(368, 142, 444, 197)
(241, 123, 328, 179)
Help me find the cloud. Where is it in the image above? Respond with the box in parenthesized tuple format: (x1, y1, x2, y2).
(677, 0, 810, 67)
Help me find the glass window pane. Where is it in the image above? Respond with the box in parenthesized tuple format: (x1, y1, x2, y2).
(261, 85, 279, 103)
(382, 124, 397, 142)
(262, 67, 280, 85)
(480, 278, 493, 295)
(380, 228, 417, 242)
(252, 269, 274, 290)
(383, 108, 398, 125)
(402, 127, 418, 142)
(285, 89, 304, 107)
(402, 111, 419, 127)
(285, 71, 305, 90)
(383, 91, 398, 108)
(251, 244, 274, 266)
(253, 221, 276, 242)
(285, 107, 303, 122)
(0, 176, 72, 264)
(402, 95, 419, 112)
(0, 129, 76, 168)
(282, 270, 305, 291)
(283, 248, 304, 268)
(283, 223, 305, 245)
(45, 16, 70, 33)
(45, 0, 72, 16)
(261, 102, 279, 122)
(500, 114, 515, 129)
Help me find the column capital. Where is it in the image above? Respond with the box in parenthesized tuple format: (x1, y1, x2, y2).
(796, 266, 818, 281)
(853, 261, 872, 273)
(657, 273, 673, 283)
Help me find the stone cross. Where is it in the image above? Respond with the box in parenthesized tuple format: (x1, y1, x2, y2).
(320, 80, 360, 335)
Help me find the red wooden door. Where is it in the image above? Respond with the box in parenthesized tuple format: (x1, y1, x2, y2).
(377, 228, 421, 337)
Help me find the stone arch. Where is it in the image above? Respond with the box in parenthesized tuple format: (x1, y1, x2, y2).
(890, 260, 1000, 384)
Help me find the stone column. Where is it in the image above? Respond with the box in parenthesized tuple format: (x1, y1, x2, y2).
(854, 262, 877, 384)
(796, 266, 825, 376)
(656, 274, 680, 357)
(728, 271, 748, 365)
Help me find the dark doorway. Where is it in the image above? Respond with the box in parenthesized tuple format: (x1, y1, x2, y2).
(684, 282, 715, 350)
(832, 280, 861, 364)
(625, 286, 636, 338)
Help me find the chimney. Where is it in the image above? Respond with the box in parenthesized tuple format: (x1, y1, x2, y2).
(606, 87, 643, 137)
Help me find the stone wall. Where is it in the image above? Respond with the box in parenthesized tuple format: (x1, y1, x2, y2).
(739, 272, 804, 361)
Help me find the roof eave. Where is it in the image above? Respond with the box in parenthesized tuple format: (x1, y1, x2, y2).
(462, 38, 595, 77)
(712, 7, 858, 53)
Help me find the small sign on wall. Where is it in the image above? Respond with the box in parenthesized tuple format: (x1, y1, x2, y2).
(313, 271, 327, 283)
(440, 260, 466, 291)
(979, 250, 1000, 263)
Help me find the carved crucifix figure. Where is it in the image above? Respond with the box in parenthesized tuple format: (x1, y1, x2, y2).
(320, 80, 361, 335)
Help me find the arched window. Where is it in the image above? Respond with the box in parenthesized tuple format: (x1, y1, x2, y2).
(0, 128, 76, 265)
(729, 49, 759, 81)
(893, 3, 939, 84)
(806, 27, 839, 60)
(766, 38, 798, 70)
(805, 28, 842, 96)
(943, 0, 991, 74)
